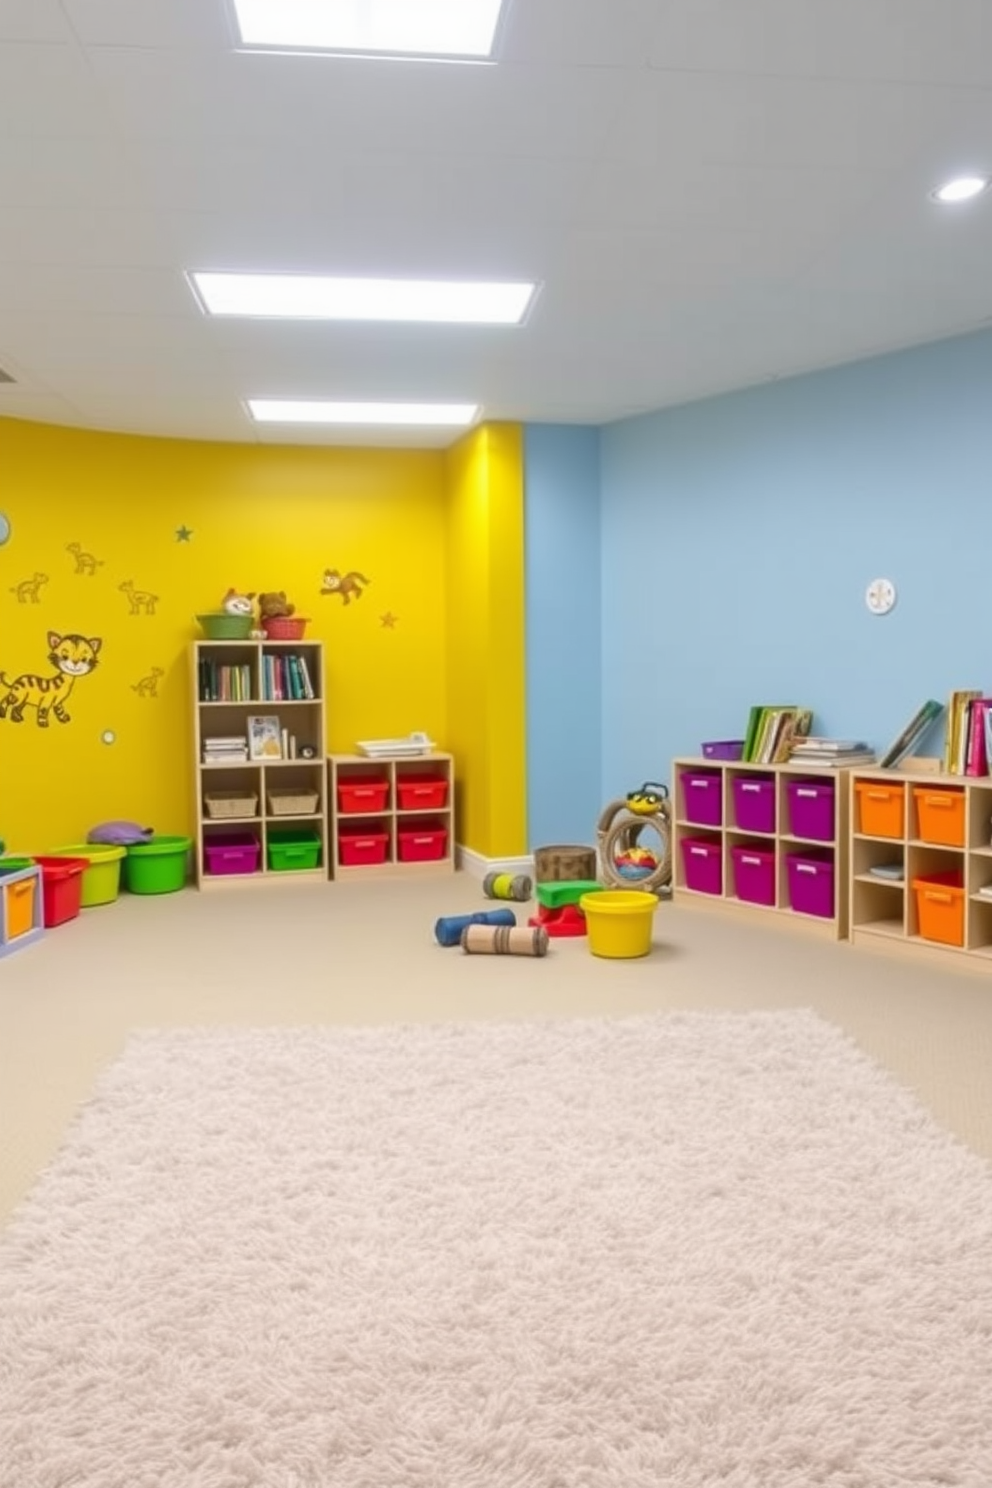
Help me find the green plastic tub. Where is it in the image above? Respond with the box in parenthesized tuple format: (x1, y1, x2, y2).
(47, 844, 126, 907)
(267, 828, 322, 873)
(123, 836, 192, 895)
(196, 612, 252, 640)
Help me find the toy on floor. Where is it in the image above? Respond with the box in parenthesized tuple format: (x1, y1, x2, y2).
(461, 923, 549, 957)
(435, 907, 515, 947)
(482, 871, 532, 902)
(533, 844, 597, 883)
(528, 879, 602, 937)
(597, 781, 672, 896)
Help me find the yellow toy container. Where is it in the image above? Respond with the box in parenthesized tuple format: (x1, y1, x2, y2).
(580, 889, 659, 959)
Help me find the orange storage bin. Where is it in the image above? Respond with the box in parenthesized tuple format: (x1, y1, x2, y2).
(912, 786, 965, 848)
(338, 779, 389, 814)
(4, 871, 38, 939)
(397, 777, 449, 811)
(912, 870, 965, 947)
(855, 781, 905, 839)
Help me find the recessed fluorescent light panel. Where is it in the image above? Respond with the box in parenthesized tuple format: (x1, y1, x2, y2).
(931, 175, 991, 203)
(232, 0, 506, 59)
(191, 273, 535, 326)
(248, 400, 478, 427)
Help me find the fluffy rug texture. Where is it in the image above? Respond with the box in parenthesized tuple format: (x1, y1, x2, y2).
(2, 1011, 992, 1487)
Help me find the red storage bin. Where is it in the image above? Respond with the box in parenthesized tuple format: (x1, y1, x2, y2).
(33, 856, 88, 927)
(396, 777, 449, 811)
(339, 826, 389, 867)
(730, 844, 776, 906)
(397, 823, 448, 862)
(680, 837, 722, 895)
(203, 833, 261, 876)
(338, 778, 390, 814)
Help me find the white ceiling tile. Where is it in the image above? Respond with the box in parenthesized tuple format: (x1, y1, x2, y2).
(498, 0, 658, 66)
(0, 2, 72, 42)
(64, 0, 232, 48)
(0, 135, 147, 209)
(0, 206, 178, 267)
(0, 42, 115, 137)
(649, 0, 992, 89)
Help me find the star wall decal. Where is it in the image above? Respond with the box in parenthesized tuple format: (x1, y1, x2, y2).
(380, 612, 398, 629)
(176, 525, 193, 542)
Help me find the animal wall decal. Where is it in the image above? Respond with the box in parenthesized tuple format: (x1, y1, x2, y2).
(320, 568, 371, 605)
(131, 666, 164, 698)
(66, 542, 104, 575)
(0, 631, 102, 727)
(9, 572, 48, 604)
(119, 579, 159, 616)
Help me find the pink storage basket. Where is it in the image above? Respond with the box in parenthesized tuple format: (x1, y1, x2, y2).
(262, 615, 309, 640)
(680, 837, 722, 895)
(730, 844, 776, 906)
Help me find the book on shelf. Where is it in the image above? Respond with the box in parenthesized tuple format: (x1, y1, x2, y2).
(877, 700, 944, 770)
(742, 705, 812, 764)
(260, 652, 316, 702)
(790, 738, 875, 767)
(943, 691, 992, 776)
(198, 660, 253, 703)
(247, 714, 283, 760)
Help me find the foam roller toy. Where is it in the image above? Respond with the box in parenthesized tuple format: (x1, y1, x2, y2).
(482, 871, 533, 901)
(461, 924, 549, 957)
(434, 907, 516, 947)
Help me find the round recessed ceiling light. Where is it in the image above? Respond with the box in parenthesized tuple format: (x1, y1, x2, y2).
(931, 175, 991, 204)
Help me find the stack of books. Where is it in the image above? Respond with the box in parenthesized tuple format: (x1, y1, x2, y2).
(790, 737, 876, 767)
(202, 734, 248, 765)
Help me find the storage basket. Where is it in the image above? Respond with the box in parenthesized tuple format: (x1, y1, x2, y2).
(730, 844, 776, 906)
(854, 781, 905, 839)
(786, 850, 835, 919)
(205, 791, 258, 820)
(732, 774, 776, 834)
(267, 828, 322, 872)
(680, 770, 723, 827)
(702, 740, 744, 761)
(338, 779, 390, 813)
(785, 778, 835, 842)
(680, 837, 722, 895)
(912, 870, 965, 947)
(196, 612, 253, 641)
(267, 788, 319, 816)
(262, 615, 308, 640)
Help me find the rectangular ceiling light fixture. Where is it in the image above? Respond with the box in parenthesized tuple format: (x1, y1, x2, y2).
(248, 400, 478, 427)
(232, 0, 506, 59)
(191, 272, 535, 325)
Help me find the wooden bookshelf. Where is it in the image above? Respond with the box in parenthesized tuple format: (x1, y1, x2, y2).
(191, 640, 328, 888)
(672, 757, 850, 939)
(328, 753, 455, 879)
(849, 767, 992, 972)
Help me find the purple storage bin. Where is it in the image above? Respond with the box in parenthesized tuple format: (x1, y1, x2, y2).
(702, 740, 745, 761)
(786, 778, 835, 842)
(204, 832, 261, 876)
(732, 774, 776, 834)
(680, 837, 722, 895)
(730, 844, 776, 906)
(681, 770, 723, 827)
(786, 851, 834, 919)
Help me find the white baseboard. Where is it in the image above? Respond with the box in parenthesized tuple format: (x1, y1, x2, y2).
(456, 845, 535, 881)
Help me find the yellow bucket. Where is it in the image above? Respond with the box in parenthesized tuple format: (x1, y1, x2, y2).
(580, 889, 659, 959)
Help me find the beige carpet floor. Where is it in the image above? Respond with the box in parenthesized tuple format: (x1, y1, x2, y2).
(2, 871, 992, 1231)
(3, 1010, 992, 1486)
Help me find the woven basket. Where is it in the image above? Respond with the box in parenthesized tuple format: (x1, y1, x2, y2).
(261, 615, 308, 640)
(205, 791, 258, 820)
(267, 789, 319, 816)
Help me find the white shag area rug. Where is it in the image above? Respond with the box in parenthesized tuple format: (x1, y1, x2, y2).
(2, 1011, 992, 1488)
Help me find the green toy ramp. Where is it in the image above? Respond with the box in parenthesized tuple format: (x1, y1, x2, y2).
(535, 879, 603, 910)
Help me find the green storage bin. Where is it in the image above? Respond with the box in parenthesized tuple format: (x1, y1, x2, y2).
(196, 612, 253, 640)
(47, 844, 126, 906)
(123, 835, 191, 895)
(267, 828, 322, 873)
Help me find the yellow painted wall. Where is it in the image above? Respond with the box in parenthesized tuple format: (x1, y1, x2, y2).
(444, 423, 527, 858)
(0, 417, 449, 852)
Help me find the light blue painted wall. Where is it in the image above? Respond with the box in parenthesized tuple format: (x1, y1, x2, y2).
(523, 424, 602, 846)
(599, 329, 992, 794)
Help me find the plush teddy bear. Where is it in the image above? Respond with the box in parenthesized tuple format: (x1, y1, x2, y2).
(257, 591, 296, 620)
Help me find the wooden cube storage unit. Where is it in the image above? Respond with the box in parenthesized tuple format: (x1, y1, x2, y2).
(328, 753, 455, 878)
(672, 757, 849, 939)
(849, 768, 992, 970)
(191, 639, 328, 887)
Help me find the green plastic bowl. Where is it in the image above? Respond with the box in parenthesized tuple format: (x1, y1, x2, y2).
(47, 844, 126, 906)
(123, 835, 192, 895)
(196, 613, 253, 641)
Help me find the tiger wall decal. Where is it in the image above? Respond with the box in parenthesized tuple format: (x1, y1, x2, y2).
(0, 631, 102, 727)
